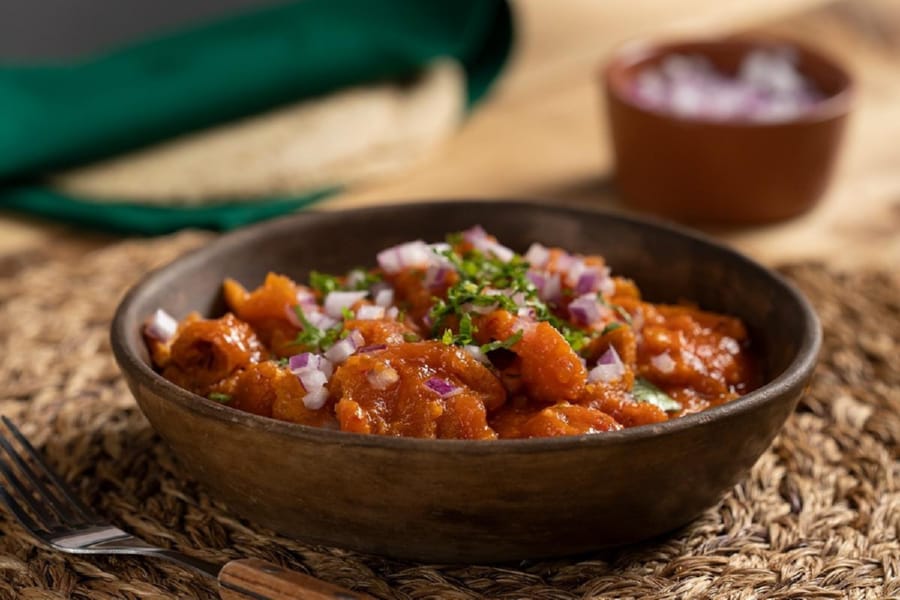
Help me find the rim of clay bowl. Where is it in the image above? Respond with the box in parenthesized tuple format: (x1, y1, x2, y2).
(111, 200, 822, 454)
(603, 35, 854, 127)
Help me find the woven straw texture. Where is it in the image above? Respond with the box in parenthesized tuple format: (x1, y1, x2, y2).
(0, 231, 897, 600)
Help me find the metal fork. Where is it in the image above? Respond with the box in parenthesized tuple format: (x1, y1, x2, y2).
(0, 416, 371, 600)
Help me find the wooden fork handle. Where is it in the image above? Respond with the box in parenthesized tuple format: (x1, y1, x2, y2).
(219, 558, 374, 600)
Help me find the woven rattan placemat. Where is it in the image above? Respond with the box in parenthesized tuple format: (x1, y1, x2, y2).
(0, 231, 897, 600)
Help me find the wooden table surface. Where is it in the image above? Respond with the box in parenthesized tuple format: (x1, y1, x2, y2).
(1, 0, 898, 270)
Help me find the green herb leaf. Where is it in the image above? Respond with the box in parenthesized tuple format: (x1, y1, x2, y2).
(309, 271, 341, 295)
(403, 332, 421, 343)
(273, 357, 290, 367)
(601, 322, 623, 336)
(632, 377, 682, 412)
(441, 329, 454, 345)
(309, 269, 381, 295)
(480, 329, 524, 353)
(291, 306, 343, 352)
(340, 306, 355, 321)
(208, 392, 231, 404)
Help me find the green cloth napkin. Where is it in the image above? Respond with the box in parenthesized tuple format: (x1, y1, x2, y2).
(0, 0, 513, 234)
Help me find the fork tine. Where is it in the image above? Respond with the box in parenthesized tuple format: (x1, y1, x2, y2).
(0, 485, 44, 534)
(0, 451, 60, 530)
(0, 417, 96, 524)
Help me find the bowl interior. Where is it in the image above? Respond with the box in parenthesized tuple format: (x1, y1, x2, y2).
(111, 201, 822, 560)
(119, 201, 816, 404)
(605, 37, 853, 123)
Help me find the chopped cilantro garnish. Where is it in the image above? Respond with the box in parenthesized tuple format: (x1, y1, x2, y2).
(273, 357, 290, 367)
(480, 329, 523, 353)
(403, 332, 421, 342)
(208, 392, 231, 404)
(601, 322, 623, 336)
(340, 306, 355, 321)
(427, 244, 598, 353)
(309, 271, 341, 295)
(309, 269, 381, 295)
(441, 328, 454, 345)
(632, 378, 682, 412)
(348, 270, 382, 291)
(613, 305, 633, 325)
(291, 306, 342, 352)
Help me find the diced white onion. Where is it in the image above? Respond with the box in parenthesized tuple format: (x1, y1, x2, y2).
(356, 305, 385, 320)
(376, 240, 432, 274)
(146, 309, 178, 343)
(303, 387, 330, 410)
(297, 368, 328, 392)
(524, 243, 550, 268)
(588, 347, 625, 383)
(324, 291, 368, 318)
(367, 366, 399, 390)
(374, 287, 394, 307)
(651, 352, 676, 374)
(464, 345, 490, 365)
(568, 294, 602, 325)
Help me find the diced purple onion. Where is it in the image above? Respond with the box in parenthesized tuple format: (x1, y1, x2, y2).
(554, 252, 574, 271)
(589, 347, 625, 383)
(324, 291, 368, 318)
(288, 353, 333, 378)
(296, 288, 317, 306)
(146, 309, 178, 343)
(424, 377, 463, 398)
(566, 259, 586, 287)
(485, 241, 515, 262)
(376, 241, 432, 274)
(358, 344, 388, 353)
(631, 49, 823, 123)
(524, 243, 550, 268)
(462, 226, 515, 262)
(303, 387, 330, 410)
(424, 265, 450, 289)
(651, 353, 676, 374)
(289, 352, 313, 371)
(462, 225, 488, 243)
(308, 311, 339, 330)
(541, 273, 561, 302)
(356, 305, 385, 320)
(526, 271, 546, 291)
(517, 306, 537, 319)
(324, 330, 364, 364)
(568, 294, 602, 326)
(367, 366, 399, 390)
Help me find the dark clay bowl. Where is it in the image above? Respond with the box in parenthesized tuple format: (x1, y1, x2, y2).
(604, 37, 854, 224)
(111, 201, 820, 563)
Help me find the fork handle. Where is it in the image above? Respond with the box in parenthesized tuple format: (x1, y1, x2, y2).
(218, 558, 374, 600)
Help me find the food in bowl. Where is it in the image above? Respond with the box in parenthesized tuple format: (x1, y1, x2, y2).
(630, 48, 824, 122)
(144, 227, 759, 439)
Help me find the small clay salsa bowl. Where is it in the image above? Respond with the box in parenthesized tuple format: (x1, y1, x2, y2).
(604, 37, 854, 223)
(111, 201, 820, 563)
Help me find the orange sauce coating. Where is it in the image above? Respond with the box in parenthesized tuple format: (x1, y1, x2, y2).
(145, 235, 759, 439)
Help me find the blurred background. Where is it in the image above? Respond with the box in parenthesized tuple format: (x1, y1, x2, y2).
(0, 0, 898, 269)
